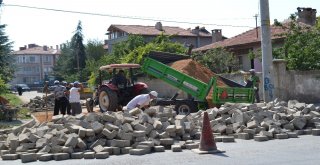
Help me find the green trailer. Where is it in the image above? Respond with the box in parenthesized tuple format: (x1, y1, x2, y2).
(142, 57, 255, 114)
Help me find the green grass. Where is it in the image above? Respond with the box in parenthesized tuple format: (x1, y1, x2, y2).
(0, 93, 32, 122)
(0, 93, 23, 106)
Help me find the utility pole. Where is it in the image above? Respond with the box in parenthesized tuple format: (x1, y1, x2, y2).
(254, 14, 259, 38)
(259, 0, 275, 102)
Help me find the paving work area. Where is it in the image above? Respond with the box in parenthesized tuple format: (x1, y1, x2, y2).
(0, 98, 319, 163)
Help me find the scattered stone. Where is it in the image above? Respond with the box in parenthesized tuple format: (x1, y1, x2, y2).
(154, 146, 165, 152)
(1, 154, 19, 160)
(312, 129, 320, 136)
(20, 153, 37, 163)
(71, 152, 83, 159)
(83, 152, 95, 159)
(38, 154, 53, 161)
(171, 145, 182, 152)
(254, 135, 268, 142)
(275, 133, 289, 139)
(53, 153, 70, 161)
(129, 149, 145, 155)
(95, 152, 109, 159)
(222, 136, 235, 143)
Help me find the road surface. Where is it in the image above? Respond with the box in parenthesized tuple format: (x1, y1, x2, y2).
(1, 135, 319, 165)
(16, 91, 45, 104)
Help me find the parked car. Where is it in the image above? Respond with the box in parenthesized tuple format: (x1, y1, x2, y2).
(15, 84, 31, 92)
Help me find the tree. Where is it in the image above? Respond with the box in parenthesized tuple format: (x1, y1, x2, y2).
(0, 24, 15, 83)
(86, 40, 105, 60)
(53, 21, 87, 82)
(273, 14, 320, 70)
(123, 34, 186, 64)
(71, 21, 86, 80)
(112, 34, 145, 58)
(192, 47, 240, 73)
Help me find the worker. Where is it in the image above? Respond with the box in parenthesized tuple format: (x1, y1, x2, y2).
(125, 91, 158, 111)
(53, 80, 67, 115)
(63, 81, 72, 115)
(112, 70, 129, 89)
(69, 81, 83, 116)
(246, 69, 260, 103)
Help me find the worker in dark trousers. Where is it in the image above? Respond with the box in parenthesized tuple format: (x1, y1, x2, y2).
(53, 80, 67, 115)
(63, 81, 72, 115)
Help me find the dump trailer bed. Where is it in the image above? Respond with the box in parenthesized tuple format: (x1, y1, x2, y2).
(141, 55, 255, 114)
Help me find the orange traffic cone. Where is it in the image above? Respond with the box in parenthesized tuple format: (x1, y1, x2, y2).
(192, 111, 225, 154)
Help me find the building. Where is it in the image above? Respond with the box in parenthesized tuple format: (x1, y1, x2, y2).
(10, 44, 61, 86)
(105, 22, 225, 53)
(194, 7, 317, 72)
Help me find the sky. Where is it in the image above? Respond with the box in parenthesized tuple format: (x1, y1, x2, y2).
(1, 0, 319, 50)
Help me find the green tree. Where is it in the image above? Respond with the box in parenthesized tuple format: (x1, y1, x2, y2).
(123, 34, 186, 64)
(273, 14, 320, 70)
(111, 34, 145, 58)
(53, 42, 75, 81)
(86, 40, 105, 60)
(71, 21, 86, 80)
(0, 24, 15, 83)
(192, 47, 239, 73)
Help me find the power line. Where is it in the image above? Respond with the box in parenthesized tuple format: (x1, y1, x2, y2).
(3, 3, 255, 28)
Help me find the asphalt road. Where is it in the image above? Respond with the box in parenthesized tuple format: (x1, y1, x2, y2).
(1, 135, 319, 165)
(16, 91, 45, 104)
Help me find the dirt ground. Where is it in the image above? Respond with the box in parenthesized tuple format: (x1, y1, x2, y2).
(32, 106, 100, 123)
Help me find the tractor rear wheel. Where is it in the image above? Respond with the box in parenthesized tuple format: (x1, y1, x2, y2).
(99, 87, 118, 112)
(174, 101, 197, 115)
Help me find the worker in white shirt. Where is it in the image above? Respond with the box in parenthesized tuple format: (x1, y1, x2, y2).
(125, 91, 158, 111)
(69, 81, 83, 116)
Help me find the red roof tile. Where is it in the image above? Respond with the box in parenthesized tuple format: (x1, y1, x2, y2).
(193, 25, 288, 51)
(108, 24, 212, 37)
(12, 46, 61, 55)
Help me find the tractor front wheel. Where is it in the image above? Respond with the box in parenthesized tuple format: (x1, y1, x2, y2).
(99, 87, 118, 112)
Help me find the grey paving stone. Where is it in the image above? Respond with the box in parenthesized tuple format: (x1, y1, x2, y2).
(38, 154, 53, 161)
(53, 153, 70, 161)
(95, 152, 109, 159)
(20, 153, 37, 163)
(171, 145, 182, 152)
(154, 146, 165, 152)
(1, 154, 19, 160)
(71, 152, 83, 159)
(254, 135, 269, 142)
(83, 152, 95, 159)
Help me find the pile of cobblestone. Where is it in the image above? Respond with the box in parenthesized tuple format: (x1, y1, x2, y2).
(22, 95, 55, 112)
(0, 99, 319, 162)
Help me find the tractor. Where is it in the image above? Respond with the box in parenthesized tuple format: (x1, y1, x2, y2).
(96, 63, 149, 112)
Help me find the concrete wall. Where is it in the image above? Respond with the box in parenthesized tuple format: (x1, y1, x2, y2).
(273, 60, 320, 103)
(221, 60, 320, 103)
(137, 77, 189, 99)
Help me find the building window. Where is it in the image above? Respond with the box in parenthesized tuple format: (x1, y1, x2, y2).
(44, 56, 52, 63)
(29, 56, 36, 63)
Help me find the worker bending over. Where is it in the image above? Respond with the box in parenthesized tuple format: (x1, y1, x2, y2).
(125, 91, 158, 111)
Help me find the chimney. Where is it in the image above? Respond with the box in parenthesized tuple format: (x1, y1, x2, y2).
(19, 46, 26, 51)
(50, 46, 53, 49)
(212, 29, 222, 43)
(43, 45, 48, 51)
(297, 7, 317, 26)
(56, 45, 59, 50)
(28, 43, 37, 48)
(191, 26, 200, 35)
(155, 22, 163, 31)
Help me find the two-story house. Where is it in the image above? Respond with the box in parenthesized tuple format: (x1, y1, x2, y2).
(11, 44, 61, 86)
(193, 7, 317, 72)
(105, 22, 225, 53)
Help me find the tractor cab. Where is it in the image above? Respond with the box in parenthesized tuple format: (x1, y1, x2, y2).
(97, 63, 149, 112)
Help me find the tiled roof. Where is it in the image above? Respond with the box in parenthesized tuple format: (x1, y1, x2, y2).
(193, 23, 310, 52)
(12, 46, 61, 55)
(108, 25, 212, 37)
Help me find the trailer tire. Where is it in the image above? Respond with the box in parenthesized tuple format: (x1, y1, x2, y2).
(99, 87, 118, 112)
(174, 101, 197, 115)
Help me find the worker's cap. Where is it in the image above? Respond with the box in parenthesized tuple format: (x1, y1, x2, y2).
(54, 80, 60, 84)
(149, 91, 158, 97)
(249, 69, 255, 72)
(62, 81, 67, 85)
(74, 81, 80, 85)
